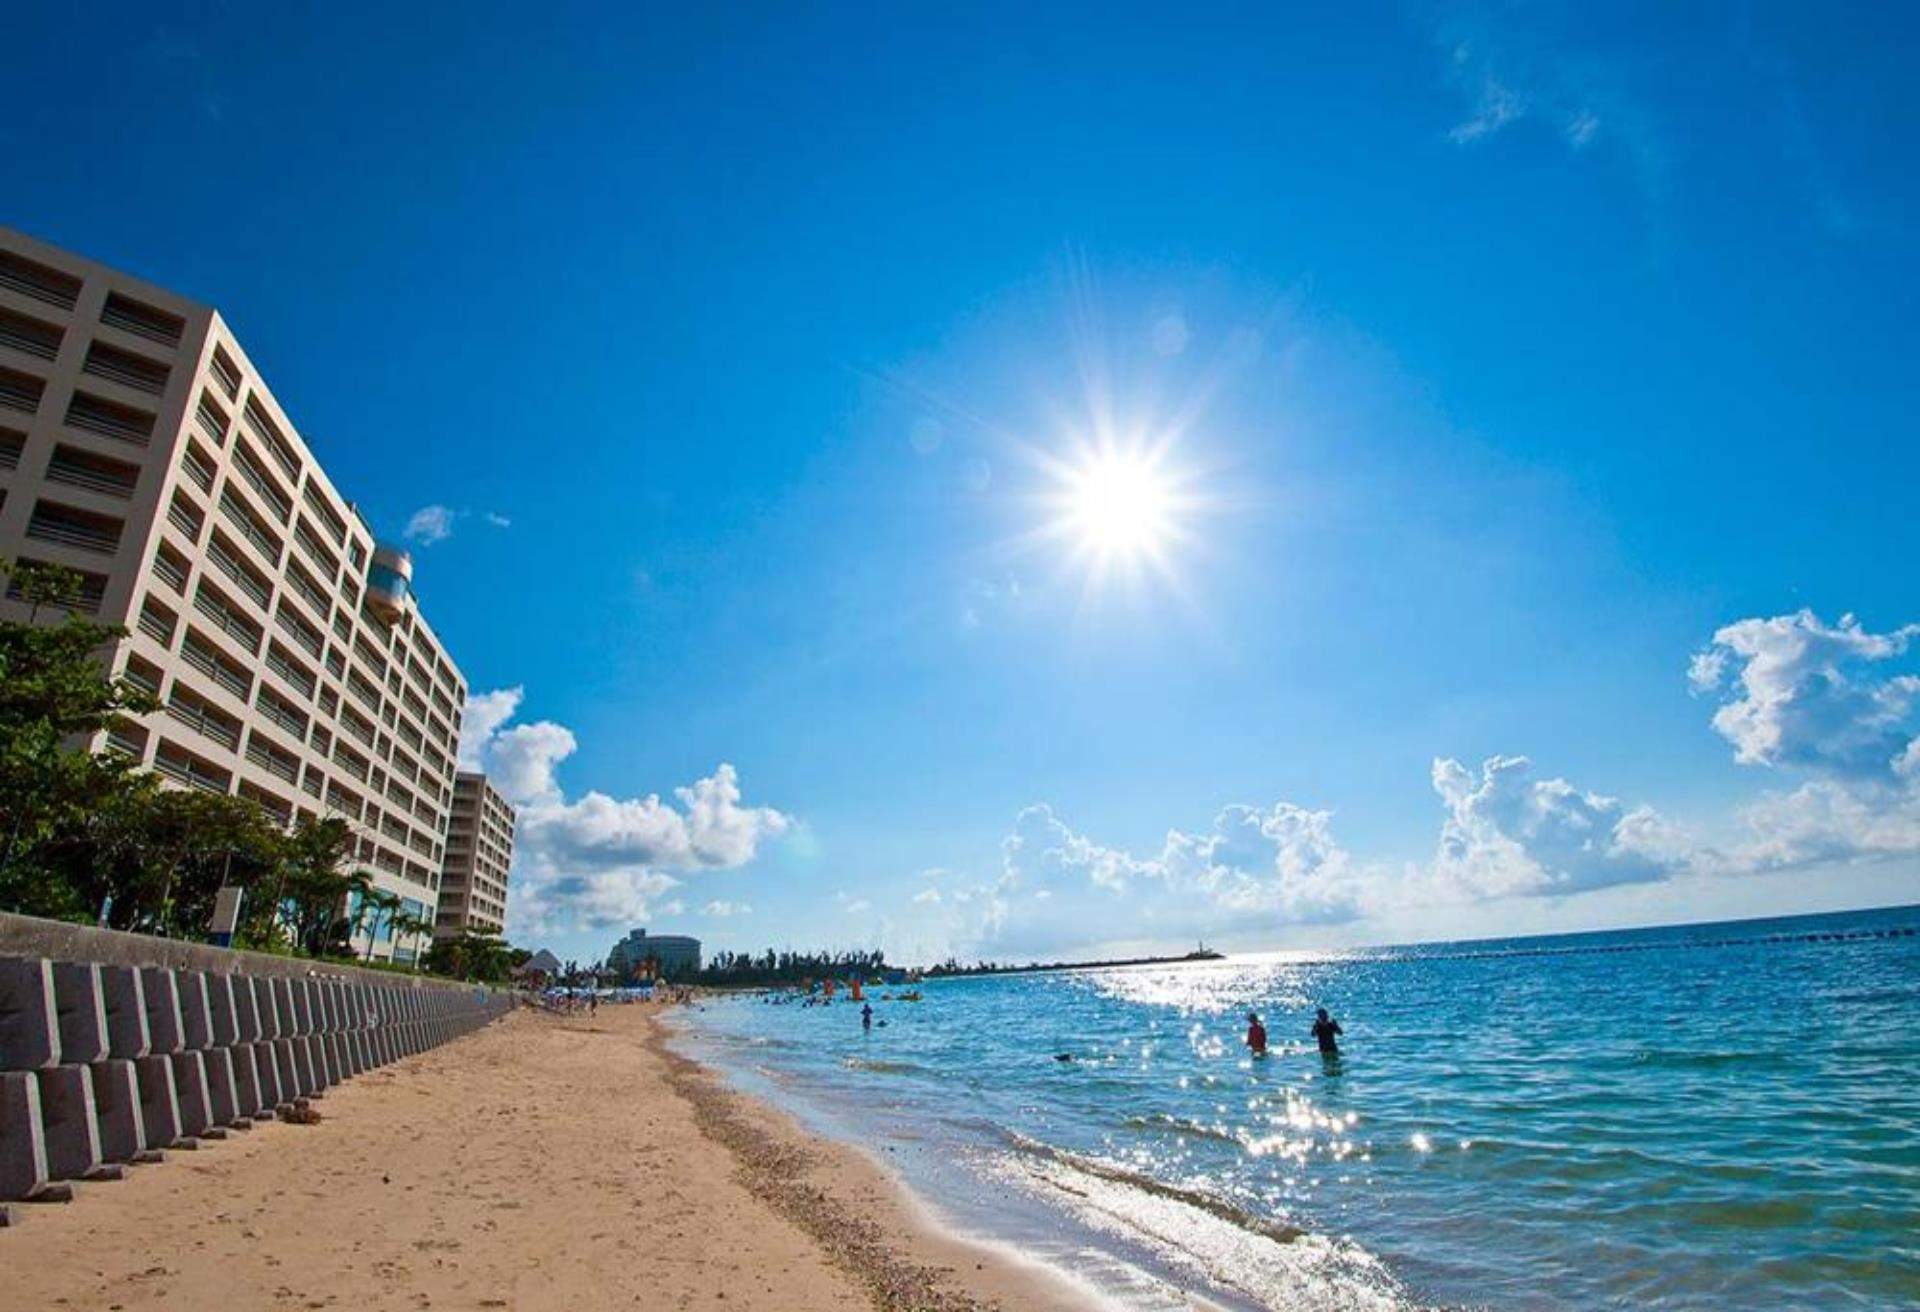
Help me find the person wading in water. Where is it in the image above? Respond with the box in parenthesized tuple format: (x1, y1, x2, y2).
(1245, 1011, 1269, 1056)
(1312, 1007, 1343, 1056)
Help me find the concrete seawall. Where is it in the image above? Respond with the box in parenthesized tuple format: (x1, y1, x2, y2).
(0, 912, 511, 1217)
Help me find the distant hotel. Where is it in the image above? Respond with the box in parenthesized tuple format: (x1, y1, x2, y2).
(0, 226, 498, 963)
(435, 771, 515, 940)
(608, 928, 701, 981)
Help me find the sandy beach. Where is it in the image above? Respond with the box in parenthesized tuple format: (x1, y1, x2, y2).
(2, 1002, 1093, 1312)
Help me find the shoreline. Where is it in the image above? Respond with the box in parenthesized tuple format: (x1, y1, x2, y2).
(0, 1001, 1094, 1311)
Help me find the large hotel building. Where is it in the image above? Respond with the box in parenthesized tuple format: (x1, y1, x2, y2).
(0, 226, 472, 963)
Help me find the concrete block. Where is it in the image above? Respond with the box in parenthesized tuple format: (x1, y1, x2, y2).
(88, 1058, 155, 1164)
(272, 1037, 309, 1100)
(169, 1050, 215, 1139)
(206, 974, 241, 1047)
(138, 967, 184, 1055)
(228, 1042, 265, 1119)
(202, 1046, 248, 1130)
(50, 962, 109, 1066)
(251, 977, 278, 1042)
(135, 1055, 187, 1149)
(0, 1071, 49, 1201)
(244, 1041, 281, 1115)
(271, 979, 298, 1039)
(0, 957, 60, 1070)
(178, 972, 214, 1050)
(101, 966, 150, 1059)
(35, 1065, 113, 1182)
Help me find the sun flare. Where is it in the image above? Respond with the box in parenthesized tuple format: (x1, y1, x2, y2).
(1066, 451, 1176, 557)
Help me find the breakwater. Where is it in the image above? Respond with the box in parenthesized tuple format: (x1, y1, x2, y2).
(0, 911, 510, 1219)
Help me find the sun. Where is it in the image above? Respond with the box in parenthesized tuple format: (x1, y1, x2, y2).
(1065, 450, 1175, 558)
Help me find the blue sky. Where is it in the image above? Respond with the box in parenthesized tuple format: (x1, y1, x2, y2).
(12, 3, 1918, 965)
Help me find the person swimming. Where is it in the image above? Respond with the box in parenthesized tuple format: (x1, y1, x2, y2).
(1312, 1007, 1343, 1055)
(1245, 1011, 1268, 1056)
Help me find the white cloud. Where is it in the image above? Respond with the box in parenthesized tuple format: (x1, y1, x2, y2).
(461, 689, 792, 936)
(1690, 610, 1920, 781)
(1430, 755, 1684, 898)
(1448, 59, 1526, 144)
(912, 888, 943, 905)
(483, 511, 512, 528)
(702, 900, 752, 917)
(403, 504, 455, 545)
(457, 686, 523, 769)
(1690, 609, 1920, 871)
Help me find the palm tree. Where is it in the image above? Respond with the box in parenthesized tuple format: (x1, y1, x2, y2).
(359, 888, 402, 963)
(387, 907, 432, 969)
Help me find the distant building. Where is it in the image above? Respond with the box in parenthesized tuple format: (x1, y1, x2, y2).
(607, 928, 701, 982)
(514, 948, 562, 987)
(435, 771, 515, 940)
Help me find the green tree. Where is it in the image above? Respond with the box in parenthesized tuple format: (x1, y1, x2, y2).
(0, 560, 158, 916)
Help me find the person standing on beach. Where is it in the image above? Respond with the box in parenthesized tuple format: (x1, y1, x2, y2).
(1245, 1012, 1268, 1056)
(1312, 1008, 1343, 1056)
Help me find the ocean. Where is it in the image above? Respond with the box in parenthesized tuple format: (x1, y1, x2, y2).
(672, 906, 1920, 1309)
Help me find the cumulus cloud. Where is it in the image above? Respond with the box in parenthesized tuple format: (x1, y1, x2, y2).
(403, 504, 455, 545)
(702, 900, 752, 917)
(457, 687, 524, 769)
(1690, 610, 1920, 781)
(1690, 610, 1920, 871)
(462, 689, 791, 935)
(1430, 755, 1685, 898)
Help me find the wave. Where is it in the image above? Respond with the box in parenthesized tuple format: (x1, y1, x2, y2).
(841, 1056, 930, 1076)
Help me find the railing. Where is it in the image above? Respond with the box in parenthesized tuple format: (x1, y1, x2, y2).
(27, 514, 120, 554)
(333, 750, 370, 784)
(233, 445, 292, 522)
(82, 346, 169, 395)
(100, 293, 184, 347)
(120, 661, 159, 696)
(255, 691, 308, 739)
(65, 393, 152, 446)
(0, 314, 61, 360)
(154, 750, 229, 794)
(299, 769, 323, 799)
(209, 349, 241, 400)
(0, 433, 21, 470)
(135, 605, 175, 646)
(347, 675, 381, 716)
(244, 737, 299, 784)
(181, 446, 215, 493)
(0, 369, 46, 413)
(192, 589, 262, 654)
(180, 634, 250, 700)
(208, 536, 272, 610)
(219, 493, 283, 564)
(287, 569, 331, 621)
(104, 727, 147, 759)
(293, 519, 340, 581)
(166, 697, 241, 750)
(150, 550, 187, 594)
(195, 394, 229, 446)
(264, 644, 317, 699)
(167, 498, 204, 543)
(274, 606, 324, 660)
(341, 711, 375, 749)
(0, 252, 80, 308)
(45, 457, 136, 499)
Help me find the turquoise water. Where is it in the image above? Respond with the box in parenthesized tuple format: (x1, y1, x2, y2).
(676, 907, 1920, 1309)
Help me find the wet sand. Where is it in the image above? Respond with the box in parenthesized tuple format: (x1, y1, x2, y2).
(2, 1003, 1094, 1311)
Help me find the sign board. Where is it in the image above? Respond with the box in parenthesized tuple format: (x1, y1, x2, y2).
(209, 885, 245, 948)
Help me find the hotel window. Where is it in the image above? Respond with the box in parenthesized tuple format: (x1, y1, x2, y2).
(0, 305, 64, 361)
(99, 291, 184, 347)
(0, 365, 46, 416)
(0, 250, 82, 309)
(82, 340, 170, 395)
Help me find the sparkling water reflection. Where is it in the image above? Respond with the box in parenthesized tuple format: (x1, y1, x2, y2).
(681, 908, 1920, 1309)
